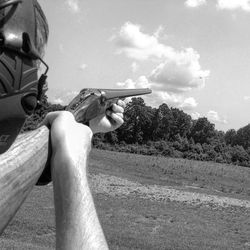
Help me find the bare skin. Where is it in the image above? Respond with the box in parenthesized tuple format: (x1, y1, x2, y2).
(43, 100, 125, 249)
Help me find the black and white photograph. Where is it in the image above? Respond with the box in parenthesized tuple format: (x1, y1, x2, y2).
(1, 0, 250, 249)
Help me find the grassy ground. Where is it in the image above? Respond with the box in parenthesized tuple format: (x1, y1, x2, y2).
(1, 149, 250, 249)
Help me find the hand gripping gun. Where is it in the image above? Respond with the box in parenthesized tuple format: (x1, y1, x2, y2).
(66, 88, 152, 124)
(37, 87, 152, 185)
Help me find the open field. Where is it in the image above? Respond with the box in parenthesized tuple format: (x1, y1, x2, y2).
(1, 149, 250, 249)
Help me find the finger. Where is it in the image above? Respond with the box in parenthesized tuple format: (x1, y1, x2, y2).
(106, 110, 123, 119)
(112, 103, 124, 114)
(106, 111, 124, 127)
(117, 99, 126, 109)
(114, 112, 124, 119)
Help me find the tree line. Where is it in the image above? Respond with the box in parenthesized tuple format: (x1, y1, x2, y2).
(22, 95, 250, 167)
(93, 97, 250, 168)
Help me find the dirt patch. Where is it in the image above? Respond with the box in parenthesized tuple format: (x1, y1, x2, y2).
(90, 173, 250, 208)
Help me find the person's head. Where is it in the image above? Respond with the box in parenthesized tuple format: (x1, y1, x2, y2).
(0, 0, 49, 154)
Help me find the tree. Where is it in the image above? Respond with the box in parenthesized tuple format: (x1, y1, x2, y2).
(117, 98, 154, 144)
(189, 117, 216, 144)
(104, 131, 118, 144)
(169, 108, 192, 140)
(152, 103, 173, 140)
(141, 106, 156, 142)
(234, 124, 250, 149)
(224, 129, 237, 145)
(229, 145, 249, 165)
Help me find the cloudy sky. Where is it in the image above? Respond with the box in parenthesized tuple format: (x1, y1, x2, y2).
(39, 0, 250, 131)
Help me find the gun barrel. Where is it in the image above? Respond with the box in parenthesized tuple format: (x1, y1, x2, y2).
(102, 88, 152, 100)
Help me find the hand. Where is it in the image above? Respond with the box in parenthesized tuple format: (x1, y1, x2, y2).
(89, 99, 125, 134)
(42, 111, 93, 163)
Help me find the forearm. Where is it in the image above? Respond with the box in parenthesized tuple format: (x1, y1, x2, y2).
(52, 148, 108, 250)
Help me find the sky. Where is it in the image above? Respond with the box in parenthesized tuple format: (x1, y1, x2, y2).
(38, 0, 250, 131)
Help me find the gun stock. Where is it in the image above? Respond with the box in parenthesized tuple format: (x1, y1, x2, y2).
(0, 127, 49, 232)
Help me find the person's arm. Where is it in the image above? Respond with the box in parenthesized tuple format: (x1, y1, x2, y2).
(52, 146, 108, 249)
(43, 111, 108, 250)
(53, 154, 108, 250)
(46, 101, 125, 250)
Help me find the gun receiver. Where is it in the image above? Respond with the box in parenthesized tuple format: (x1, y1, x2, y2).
(66, 88, 152, 124)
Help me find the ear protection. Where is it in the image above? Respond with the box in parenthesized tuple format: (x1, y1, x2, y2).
(0, 0, 49, 154)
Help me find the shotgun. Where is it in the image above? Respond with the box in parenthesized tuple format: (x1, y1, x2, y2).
(66, 88, 152, 123)
(0, 88, 151, 232)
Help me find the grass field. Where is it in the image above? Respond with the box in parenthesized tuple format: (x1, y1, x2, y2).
(1, 149, 250, 249)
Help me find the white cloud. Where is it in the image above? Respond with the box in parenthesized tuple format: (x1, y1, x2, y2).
(191, 112, 201, 120)
(115, 22, 181, 61)
(115, 22, 171, 60)
(185, 0, 250, 12)
(79, 63, 87, 71)
(155, 92, 198, 110)
(52, 98, 64, 105)
(207, 110, 228, 124)
(179, 97, 198, 110)
(59, 44, 64, 53)
(65, 0, 80, 13)
(49, 89, 79, 105)
(244, 96, 250, 101)
(117, 76, 150, 89)
(154, 25, 164, 39)
(131, 62, 139, 72)
(217, 0, 250, 12)
(116, 76, 198, 110)
(149, 53, 209, 93)
(185, 0, 207, 8)
(114, 22, 209, 94)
